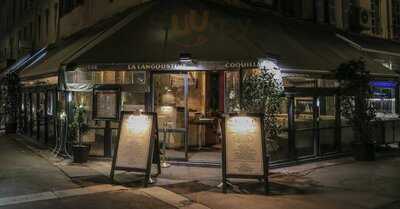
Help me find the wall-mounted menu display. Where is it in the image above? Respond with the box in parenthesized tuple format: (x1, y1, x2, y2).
(222, 113, 269, 194)
(92, 85, 121, 120)
(110, 112, 160, 187)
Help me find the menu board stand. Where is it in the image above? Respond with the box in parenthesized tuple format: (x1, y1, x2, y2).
(222, 113, 269, 195)
(110, 112, 161, 187)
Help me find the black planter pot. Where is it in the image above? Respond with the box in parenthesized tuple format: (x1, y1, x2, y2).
(72, 145, 90, 163)
(352, 141, 376, 161)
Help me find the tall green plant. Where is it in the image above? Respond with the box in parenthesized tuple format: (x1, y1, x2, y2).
(241, 67, 285, 139)
(69, 104, 89, 145)
(335, 59, 376, 144)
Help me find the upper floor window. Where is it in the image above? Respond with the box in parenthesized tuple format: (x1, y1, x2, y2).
(393, 0, 400, 40)
(328, 0, 336, 25)
(45, 9, 49, 38)
(60, 0, 85, 16)
(371, 0, 382, 35)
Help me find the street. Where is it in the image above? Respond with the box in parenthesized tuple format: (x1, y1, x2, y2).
(0, 135, 400, 209)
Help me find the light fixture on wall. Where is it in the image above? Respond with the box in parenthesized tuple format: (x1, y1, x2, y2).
(179, 53, 192, 64)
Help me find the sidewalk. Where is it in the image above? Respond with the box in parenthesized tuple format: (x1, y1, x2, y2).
(10, 134, 400, 209)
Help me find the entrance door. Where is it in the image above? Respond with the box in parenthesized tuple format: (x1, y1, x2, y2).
(153, 73, 188, 161)
(294, 96, 317, 157)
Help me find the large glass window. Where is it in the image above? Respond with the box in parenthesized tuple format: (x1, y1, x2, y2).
(270, 98, 289, 162)
(340, 96, 354, 152)
(154, 73, 187, 160)
(294, 97, 315, 157)
(319, 96, 337, 154)
(370, 82, 396, 116)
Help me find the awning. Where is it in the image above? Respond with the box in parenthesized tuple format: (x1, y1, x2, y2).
(65, 0, 397, 78)
(18, 3, 152, 80)
(337, 33, 400, 74)
(0, 48, 47, 78)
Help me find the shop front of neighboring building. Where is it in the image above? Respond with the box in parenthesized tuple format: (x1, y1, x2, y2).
(16, 0, 400, 165)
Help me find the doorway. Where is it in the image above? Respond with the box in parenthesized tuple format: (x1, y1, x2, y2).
(152, 71, 223, 162)
(291, 94, 339, 158)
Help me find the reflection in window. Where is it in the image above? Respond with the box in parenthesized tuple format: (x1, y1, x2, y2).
(225, 71, 240, 112)
(370, 83, 396, 116)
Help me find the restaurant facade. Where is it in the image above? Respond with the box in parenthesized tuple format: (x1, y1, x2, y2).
(11, 0, 400, 165)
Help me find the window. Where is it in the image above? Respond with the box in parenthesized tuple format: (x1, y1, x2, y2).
(45, 9, 49, 39)
(23, 26, 27, 40)
(37, 15, 41, 43)
(342, 0, 353, 30)
(371, 0, 381, 35)
(393, 0, 400, 40)
(29, 22, 33, 40)
(19, 0, 24, 16)
(328, 0, 336, 25)
(60, 0, 85, 16)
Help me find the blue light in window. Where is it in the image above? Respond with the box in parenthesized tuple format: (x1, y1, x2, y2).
(369, 81, 397, 88)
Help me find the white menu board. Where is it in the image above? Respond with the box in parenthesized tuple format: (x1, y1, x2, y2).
(225, 116, 264, 176)
(115, 114, 153, 170)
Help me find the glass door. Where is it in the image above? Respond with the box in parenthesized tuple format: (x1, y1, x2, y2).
(294, 97, 316, 157)
(153, 73, 188, 161)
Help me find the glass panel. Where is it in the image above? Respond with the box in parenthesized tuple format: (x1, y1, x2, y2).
(187, 72, 221, 163)
(372, 122, 384, 145)
(341, 96, 353, 152)
(319, 96, 337, 154)
(154, 74, 187, 161)
(26, 94, 31, 133)
(121, 92, 145, 111)
(384, 122, 395, 144)
(370, 85, 396, 116)
(39, 92, 46, 141)
(74, 92, 92, 124)
(32, 93, 37, 136)
(320, 128, 336, 153)
(295, 97, 315, 157)
(341, 127, 353, 152)
(89, 129, 105, 156)
(270, 98, 289, 162)
(225, 71, 240, 112)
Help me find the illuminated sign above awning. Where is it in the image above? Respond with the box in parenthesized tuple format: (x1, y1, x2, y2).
(79, 59, 279, 71)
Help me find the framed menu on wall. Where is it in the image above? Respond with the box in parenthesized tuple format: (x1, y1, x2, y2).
(110, 112, 161, 187)
(92, 85, 121, 120)
(222, 113, 269, 194)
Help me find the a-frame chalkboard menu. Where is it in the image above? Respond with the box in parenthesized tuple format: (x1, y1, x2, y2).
(110, 111, 161, 187)
(222, 113, 269, 194)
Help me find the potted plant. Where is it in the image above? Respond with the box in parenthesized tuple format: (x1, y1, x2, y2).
(240, 66, 285, 157)
(70, 104, 90, 163)
(334, 59, 376, 161)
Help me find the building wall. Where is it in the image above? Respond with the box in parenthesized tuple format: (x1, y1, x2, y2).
(0, 0, 60, 66)
(208, 0, 400, 41)
(0, 0, 150, 70)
